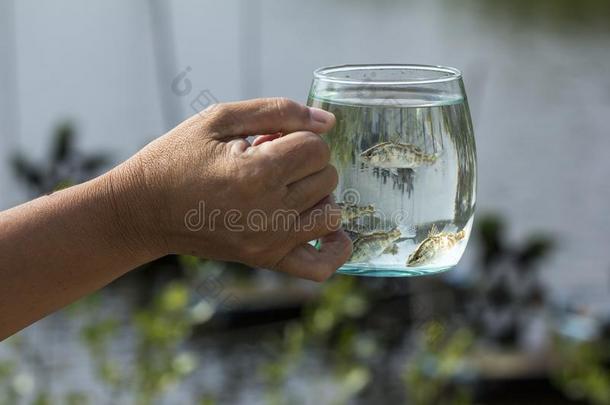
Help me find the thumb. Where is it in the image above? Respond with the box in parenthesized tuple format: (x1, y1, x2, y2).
(201, 98, 335, 139)
(274, 230, 352, 282)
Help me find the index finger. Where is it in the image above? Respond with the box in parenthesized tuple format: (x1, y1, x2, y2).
(202, 98, 335, 138)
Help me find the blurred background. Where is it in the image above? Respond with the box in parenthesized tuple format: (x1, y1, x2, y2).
(0, 0, 608, 404)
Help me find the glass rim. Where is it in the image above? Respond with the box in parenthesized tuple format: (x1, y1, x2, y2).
(312, 64, 462, 85)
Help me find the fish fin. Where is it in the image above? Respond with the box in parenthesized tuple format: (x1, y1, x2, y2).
(383, 244, 398, 255)
(428, 224, 439, 237)
(406, 253, 418, 267)
(360, 142, 389, 157)
(359, 147, 373, 158)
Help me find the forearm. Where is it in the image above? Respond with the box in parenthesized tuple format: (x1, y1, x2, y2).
(0, 167, 162, 339)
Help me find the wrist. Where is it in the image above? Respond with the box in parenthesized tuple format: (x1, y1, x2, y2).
(97, 161, 169, 262)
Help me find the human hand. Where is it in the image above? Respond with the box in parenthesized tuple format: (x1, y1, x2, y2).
(111, 98, 351, 281)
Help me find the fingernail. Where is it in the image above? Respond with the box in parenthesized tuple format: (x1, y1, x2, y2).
(309, 107, 335, 124)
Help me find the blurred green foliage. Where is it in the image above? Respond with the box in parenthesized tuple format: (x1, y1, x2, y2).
(0, 260, 205, 404)
(263, 276, 373, 405)
(552, 332, 610, 405)
(346, 0, 610, 33)
(403, 322, 475, 405)
(0, 214, 608, 404)
(469, 0, 610, 31)
(78, 280, 199, 405)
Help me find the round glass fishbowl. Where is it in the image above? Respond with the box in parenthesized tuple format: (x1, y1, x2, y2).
(307, 64, 477, 277)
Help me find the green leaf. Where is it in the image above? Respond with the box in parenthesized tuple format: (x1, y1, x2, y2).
(52, 122, 74, 163)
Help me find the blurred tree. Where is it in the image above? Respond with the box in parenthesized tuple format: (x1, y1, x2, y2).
(464, 214, 555, 347)
(11, 122, 109, 196)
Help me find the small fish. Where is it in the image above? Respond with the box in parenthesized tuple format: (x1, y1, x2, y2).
(349, 228, 402, 263)
(338, 202, 375, 224)
(383, 243, 399, 255)
(407, 225, 465, 267)
(360, 141, 437, 169)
